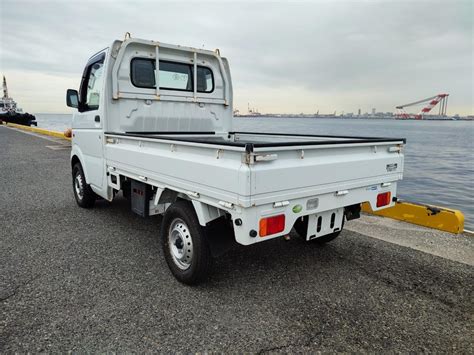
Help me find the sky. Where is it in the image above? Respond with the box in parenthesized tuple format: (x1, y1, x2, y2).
(0, 0, 472, 115)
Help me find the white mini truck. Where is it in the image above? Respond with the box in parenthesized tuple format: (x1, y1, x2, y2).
(66, 38, 405, 284)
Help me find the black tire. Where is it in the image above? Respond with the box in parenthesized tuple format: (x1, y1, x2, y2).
(294, 216, 343, 244)
(72, 163, 96, 208)
(161, 200, 212, 285)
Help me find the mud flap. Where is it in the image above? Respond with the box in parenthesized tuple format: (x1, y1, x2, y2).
(205, 216, 238, 257)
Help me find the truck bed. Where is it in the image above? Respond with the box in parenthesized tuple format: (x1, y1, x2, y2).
(104, 130, 404, 208)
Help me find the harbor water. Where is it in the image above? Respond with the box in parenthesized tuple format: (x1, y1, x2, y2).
(34, 113, 474, 230)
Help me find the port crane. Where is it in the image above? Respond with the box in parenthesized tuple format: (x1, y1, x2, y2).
(395, 94, 449, 119)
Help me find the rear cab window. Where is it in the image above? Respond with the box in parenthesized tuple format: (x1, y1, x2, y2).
(130, 58, 214, 93)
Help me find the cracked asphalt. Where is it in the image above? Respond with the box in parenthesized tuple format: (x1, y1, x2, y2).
(1, 126, 473, 352)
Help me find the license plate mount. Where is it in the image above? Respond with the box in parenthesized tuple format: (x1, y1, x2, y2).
(306, 208, 344, 241)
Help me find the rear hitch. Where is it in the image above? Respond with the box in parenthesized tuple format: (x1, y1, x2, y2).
(345, 204, 361, 221)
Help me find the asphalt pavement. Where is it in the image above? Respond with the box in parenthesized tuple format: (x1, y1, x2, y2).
(1, 126, 472, 352)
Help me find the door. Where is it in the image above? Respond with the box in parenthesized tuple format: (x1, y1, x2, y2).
(72, 52, 106, 189)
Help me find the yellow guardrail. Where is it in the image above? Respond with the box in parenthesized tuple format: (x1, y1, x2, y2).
(362, 201, 464, 234)
(3, 122, 71, 141)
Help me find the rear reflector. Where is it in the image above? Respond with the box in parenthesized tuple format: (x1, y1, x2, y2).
(377, 191, 392, 207)
(259, 214, 285, 237)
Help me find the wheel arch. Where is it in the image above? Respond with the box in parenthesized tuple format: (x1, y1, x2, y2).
(156, 188, 226, 227)
(70, 146, 89, 182)
(191, 200, 227, 226)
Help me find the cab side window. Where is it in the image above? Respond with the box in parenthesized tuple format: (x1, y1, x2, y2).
(79, 55, 105, 112)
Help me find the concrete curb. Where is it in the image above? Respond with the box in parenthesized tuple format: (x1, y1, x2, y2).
(3, 122, 71, 141)
(463, 229, 474, 237)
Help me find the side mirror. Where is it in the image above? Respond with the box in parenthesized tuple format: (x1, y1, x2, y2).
(66, 89, 79, 108)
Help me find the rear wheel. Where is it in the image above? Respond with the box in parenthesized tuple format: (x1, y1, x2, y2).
(72, 163, 96, 208)
(294, 216, 343, 244)
(161, 200, 211, 285)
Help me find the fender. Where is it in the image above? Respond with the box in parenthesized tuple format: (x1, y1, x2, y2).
(191, 200, 226, 226)
(71, 144, 111, 200)
(70, 144, 88, 181)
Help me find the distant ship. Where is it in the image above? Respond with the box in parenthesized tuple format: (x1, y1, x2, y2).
(234, 103, 262, 117)
(420, 114, 457, 121)
(0, 76, 37, 126)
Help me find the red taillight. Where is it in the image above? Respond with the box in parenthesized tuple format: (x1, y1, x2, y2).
(377, 192, 392, 207)
(259, 214, 285, 237)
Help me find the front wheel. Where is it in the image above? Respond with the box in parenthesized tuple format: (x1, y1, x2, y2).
(294, 216, 343, 244)
(72, 163, 96, 208)
(161, 200, 211, 285)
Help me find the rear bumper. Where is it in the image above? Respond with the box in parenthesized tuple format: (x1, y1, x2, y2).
(230, 182, 398, 245)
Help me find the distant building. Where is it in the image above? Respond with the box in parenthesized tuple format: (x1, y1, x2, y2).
(358, 108, 361, 116)
(371, 108, 376, 115)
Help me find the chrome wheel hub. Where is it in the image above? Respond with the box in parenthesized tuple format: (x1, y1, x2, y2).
(74, 173, 84, 200)
(168, 218, 193, 270)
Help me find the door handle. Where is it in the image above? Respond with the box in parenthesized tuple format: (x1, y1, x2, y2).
(94, 115, 100, 122)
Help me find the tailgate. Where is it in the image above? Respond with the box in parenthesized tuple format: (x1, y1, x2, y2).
(249, 142, 404, 205)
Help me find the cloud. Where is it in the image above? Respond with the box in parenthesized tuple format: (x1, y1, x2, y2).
(0, 0, 472, 114)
